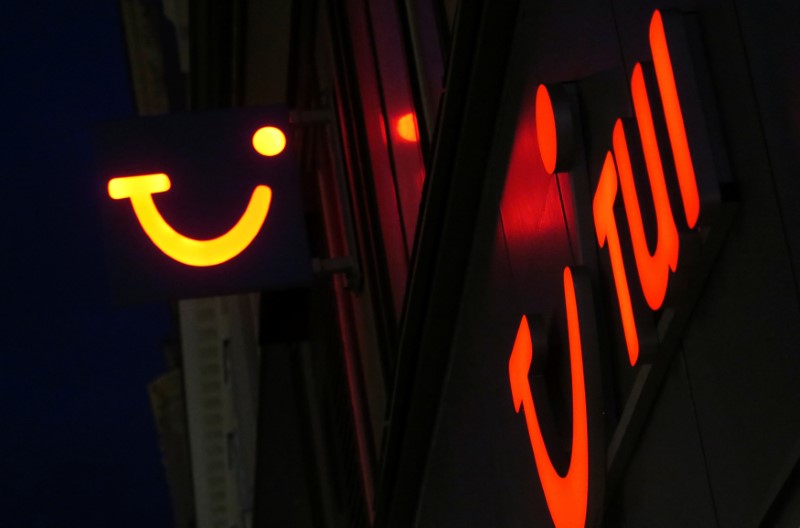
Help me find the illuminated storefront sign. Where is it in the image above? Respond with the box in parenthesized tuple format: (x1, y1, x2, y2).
(96, 106, 311, 302)
(107, 125, 286, 268)
(107, 171, 273, 267)
(509, 10, 734, 527)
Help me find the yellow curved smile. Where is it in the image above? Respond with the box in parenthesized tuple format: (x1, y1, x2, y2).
(108, 173, 272, 267)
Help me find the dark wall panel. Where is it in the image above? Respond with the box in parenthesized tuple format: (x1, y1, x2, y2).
(415, 222, 553, 527)
(611, 349, 718, 527)
(677, 136, 800, 526)
(412, 0, 800, 526)
(735, 0, 800, 291)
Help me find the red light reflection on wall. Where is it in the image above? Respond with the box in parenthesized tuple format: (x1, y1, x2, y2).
(501, 96, 552, 251)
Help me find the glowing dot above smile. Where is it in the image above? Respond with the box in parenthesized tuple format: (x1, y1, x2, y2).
(252, 126, 287, 157)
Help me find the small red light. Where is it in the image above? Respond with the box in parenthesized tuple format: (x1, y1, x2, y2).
(396, 112, 419, 143)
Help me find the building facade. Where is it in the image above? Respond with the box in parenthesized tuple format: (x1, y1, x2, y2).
(118, 0, 800, 526)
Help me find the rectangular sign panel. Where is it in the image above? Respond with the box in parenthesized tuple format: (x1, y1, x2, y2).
(95, 105, 312, 302)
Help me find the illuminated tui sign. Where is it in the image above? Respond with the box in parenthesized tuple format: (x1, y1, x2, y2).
(96, 106, 311, 302)
(508, 10, 735, 527)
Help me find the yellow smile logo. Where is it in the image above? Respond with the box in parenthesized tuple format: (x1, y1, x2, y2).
(107, 126, 286, 267)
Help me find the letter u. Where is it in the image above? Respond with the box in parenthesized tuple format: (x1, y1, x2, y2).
(614, 64, 680, 310)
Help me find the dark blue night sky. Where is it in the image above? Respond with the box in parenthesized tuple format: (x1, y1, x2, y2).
(1, 3, 171, 525)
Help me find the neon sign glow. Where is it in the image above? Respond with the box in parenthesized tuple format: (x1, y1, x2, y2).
(509, 9, 730, 527)
(107, 126, 285, 267)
